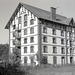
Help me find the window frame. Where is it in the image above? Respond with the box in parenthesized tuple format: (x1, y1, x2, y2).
(24, 38, 27, 44)
(52, 29, 56, 35)
(43, 46, 48, 53)
(30, 46, 34, 53)
(30, 19, 34, 25)
(24, 29, 27, 35)
(53, 46, 57, 53)
(24, 47, 27, 53)
(30, 27, 34, 34)
(43, 36, 47, 42)
(30, 37, 34, 43)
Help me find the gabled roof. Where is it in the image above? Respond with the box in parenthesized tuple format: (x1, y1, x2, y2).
(5, 3, 75, 29)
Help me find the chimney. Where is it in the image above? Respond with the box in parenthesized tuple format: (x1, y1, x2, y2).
(50, 7, 56, 20)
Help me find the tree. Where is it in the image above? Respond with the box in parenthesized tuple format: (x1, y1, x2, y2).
(0, 43, 9, 61)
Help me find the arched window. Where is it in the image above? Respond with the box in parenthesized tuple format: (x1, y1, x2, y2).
(30, 27, 34, 34)
(30, 37, 34, 43)
(30, 46, 34, 53)
(24, 29, 27, 35)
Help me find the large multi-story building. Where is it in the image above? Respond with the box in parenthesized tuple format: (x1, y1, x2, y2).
(5, 3, 75, 66)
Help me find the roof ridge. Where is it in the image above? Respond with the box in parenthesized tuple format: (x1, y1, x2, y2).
(20, 2, 67, 19)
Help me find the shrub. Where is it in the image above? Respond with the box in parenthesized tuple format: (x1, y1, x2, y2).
(41, 56, 47, 64)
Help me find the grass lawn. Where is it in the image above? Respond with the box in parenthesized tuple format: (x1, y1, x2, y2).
(29, 64, 75, 75)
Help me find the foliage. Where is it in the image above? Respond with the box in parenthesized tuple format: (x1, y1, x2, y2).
(41, 56, 47, 64)
(0, 43, 9, 61)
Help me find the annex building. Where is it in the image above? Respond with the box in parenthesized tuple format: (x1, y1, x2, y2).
(5, 3, 75, 66)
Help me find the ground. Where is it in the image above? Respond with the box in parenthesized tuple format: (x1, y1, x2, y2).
(29, 64, 75, 75)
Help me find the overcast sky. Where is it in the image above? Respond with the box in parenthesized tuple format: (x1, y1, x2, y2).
(0, 0, 75, 44)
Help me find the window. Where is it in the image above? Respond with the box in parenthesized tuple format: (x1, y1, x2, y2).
(70, 40, 72, 47)
(30, 19, 34, 25)
(18, 16, 21, 24)
(13, 32, 15, 37)
(30, 46, 34, 53)
(30, 57, 34, 64)
(61, 47, 65, 54)
(24, 14, 27, 21)
(24, 57, 27, 64)
(24, 21, 27, 26)
(43, 27, 47, 33)
(24, 47, 27, 53)
(52, 29, 56, 35)
(43, 36, 47, 42)
(13, 25, 15, 29)
(67, 48, 69, 53)
(13, 40, 15, 45)
(67, 40, 68, 45)
(43, 46, 47, 53)
(24, 38, 27, 43)
(70, 48, 73, 54)
(53, 38, 56, 44)
(53, 47, 57, 53)
(61, 39, 64, 44)
(30, 27, 34, 34)
(24, 29, 27, 35)
(61, 31, 64, 36)
(30, 37, 34, 43)
(53, 56, 57, 64)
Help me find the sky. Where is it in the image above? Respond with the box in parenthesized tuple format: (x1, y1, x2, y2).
(0, 0, 75, 44)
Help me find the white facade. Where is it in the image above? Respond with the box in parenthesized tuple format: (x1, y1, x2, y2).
(6, 3, 75, 66)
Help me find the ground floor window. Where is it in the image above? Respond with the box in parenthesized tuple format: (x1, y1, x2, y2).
(30, 56, 34, 64)
(70, 57, 73, 64)
(61, 57, 65, 65)
(53, 56, 57, 65)
(24, 57, 27, 64)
